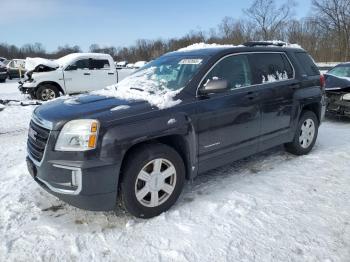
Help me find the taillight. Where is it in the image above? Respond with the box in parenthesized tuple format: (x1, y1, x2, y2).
(320, 74, 325, 89)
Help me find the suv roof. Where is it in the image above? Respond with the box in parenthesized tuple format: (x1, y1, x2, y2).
(168, 42, 304, 57)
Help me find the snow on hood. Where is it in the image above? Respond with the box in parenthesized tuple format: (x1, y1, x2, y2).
(92, 67, 182, 109)
(25, 57, 59, 71)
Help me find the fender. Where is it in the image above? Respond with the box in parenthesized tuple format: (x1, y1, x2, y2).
(100, 112, 199, 180)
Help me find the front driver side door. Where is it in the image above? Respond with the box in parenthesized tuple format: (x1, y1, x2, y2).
(63, 58, 92, 93)
(195, 54, 262, 173)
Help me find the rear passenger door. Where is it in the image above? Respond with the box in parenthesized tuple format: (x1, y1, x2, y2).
(89, 59, 117, 91)
(248, 52, 297, 150)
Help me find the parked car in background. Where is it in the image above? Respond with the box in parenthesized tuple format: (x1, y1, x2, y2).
(7, 59, 26, 79)
(19, 53, 134, 101)
(115, 61, 128, 68)
(324, 62, 350, 116)
(26, 42, 325, 218)
(0, 57, 7, 63)
(133, 61, 147, 68)
(0, 61, 7, 82)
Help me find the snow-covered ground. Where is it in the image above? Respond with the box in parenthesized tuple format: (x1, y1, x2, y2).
(0, 80, 350, 262)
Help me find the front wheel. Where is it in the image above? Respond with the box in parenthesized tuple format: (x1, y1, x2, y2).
(120, 143, 185, 218)
(36, 84, 60, 101)
(285, 110, 319, 155)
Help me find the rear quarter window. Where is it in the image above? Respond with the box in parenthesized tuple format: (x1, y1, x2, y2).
(295, 52, 319, 76)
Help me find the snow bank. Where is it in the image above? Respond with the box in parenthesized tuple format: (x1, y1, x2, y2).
(93, 67, 182, 109)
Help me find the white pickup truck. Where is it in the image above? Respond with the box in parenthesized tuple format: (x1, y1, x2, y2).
(19, 53, 132, 101)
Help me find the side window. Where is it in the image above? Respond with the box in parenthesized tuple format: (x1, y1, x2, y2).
(72, 59, 90, 70)
(295, 52, 319, 76)
(90, 59, 110, 70)
(250, 53, 293, 85)
(203, 54, 252, 90)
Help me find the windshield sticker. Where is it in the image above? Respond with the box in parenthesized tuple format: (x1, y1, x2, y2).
(179, 59, 203, 65)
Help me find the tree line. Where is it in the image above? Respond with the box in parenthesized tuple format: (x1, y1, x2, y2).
(1, 0, 349, 63)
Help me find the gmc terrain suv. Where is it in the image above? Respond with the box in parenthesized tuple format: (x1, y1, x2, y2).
(26, 42, 326, 218)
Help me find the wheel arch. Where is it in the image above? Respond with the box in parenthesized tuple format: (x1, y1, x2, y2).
(119, 134, 196, 185)
(37, 81, 65, 95)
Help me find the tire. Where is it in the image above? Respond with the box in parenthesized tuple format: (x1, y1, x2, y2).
(8, 74, 12, 80)
(120, 143, 186, 218)
(36, 84, 60, 101)
(0, 78, 5, 83)
(285, 110, 319, 155)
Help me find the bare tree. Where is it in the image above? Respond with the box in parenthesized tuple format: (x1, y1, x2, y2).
(244, 0, 296, 40)
(312, 0, 350, 61)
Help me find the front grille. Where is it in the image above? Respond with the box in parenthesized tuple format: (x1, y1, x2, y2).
(27, 120, 50, 162)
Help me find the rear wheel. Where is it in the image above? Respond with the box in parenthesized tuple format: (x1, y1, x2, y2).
(285, 111, 319, 155)
(120, 143, 185, 218)
(36, 84, 60, 101)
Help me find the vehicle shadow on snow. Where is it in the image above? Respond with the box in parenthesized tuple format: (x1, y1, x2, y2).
(35, 145, 295, 229)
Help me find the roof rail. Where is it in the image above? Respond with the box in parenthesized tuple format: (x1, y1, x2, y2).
(243, 41, 287, 47)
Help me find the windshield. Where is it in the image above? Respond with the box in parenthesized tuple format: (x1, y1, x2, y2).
(328, 65, 350, 78)
(123, 55, 207, 91)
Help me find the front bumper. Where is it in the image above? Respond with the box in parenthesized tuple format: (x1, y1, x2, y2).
(27, 156, 120, 211)
(326, 92, 350, 116)
(26, 120, 121, 211)
(19, 82, 36, 94)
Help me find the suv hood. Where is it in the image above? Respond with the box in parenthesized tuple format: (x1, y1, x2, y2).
(34, 94, 154, 130)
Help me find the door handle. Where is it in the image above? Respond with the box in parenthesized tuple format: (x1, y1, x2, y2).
(245, 91, 258, 100)
(84, 73, 90, 75)
(108, 72, 114, 75)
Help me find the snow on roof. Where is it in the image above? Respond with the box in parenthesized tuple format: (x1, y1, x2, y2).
(253, 40, 302, 48)
(177, 43, 240, 52)
(25, 53, 112, 71)
(177, 41, 302, 52)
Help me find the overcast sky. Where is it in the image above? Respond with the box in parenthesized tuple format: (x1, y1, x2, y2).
(0, 0, 312, 51)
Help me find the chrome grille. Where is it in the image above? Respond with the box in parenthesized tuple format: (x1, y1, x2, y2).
(27, 120, 50, 162)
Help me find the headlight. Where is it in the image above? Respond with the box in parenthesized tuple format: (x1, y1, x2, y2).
(342, 93, 350, 101)
(55, 119, 100, 151)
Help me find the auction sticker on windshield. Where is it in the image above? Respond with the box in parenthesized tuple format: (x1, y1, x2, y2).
(179, 59, 203, 65)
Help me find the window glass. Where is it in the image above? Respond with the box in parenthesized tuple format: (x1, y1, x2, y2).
(295, 52, 319, 76)
(250, 53, 293, 84)
(328, 66, 350, 78)
(202, 54, 252, 90)
(73, 59, 90, 70)
(90, 59, 110, 70)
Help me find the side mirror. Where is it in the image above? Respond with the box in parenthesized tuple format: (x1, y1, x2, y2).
(66, 65, 78, 71)
(200, 79, 229, 94)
